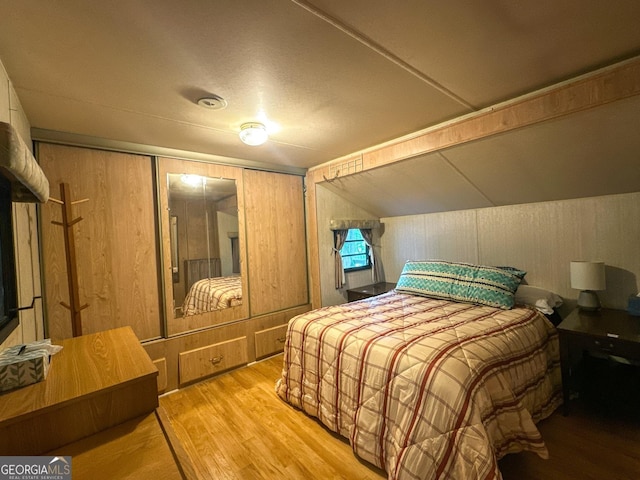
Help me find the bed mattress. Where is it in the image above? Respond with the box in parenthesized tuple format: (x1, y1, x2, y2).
(182, 275, 242, 316)
(276, 291, 562, 479)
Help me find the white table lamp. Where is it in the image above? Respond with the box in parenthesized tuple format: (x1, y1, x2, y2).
(570, 261, 606, 311)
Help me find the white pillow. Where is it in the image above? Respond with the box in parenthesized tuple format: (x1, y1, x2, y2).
(515, 285, 563, 315)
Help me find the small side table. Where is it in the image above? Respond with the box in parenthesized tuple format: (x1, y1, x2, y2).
(347, 282, 396, 302)
(557, 308, 640, 415)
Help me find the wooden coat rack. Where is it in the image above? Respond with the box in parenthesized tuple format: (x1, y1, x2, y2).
(49, 182, 89, 337)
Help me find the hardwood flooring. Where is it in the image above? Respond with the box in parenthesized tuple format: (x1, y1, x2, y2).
(49, 412, 184, 480)
(159, 355, 640, 480)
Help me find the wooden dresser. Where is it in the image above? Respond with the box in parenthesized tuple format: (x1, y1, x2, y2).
(0, 326, 159, 455)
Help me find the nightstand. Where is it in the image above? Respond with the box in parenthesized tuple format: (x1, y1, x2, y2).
(346, 282, 396, 302)
(557, 308, 640, 415)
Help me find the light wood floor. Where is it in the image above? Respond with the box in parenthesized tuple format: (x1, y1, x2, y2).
(159, 355, 640, 480)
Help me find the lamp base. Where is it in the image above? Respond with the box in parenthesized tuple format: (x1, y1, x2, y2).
(577, 290, 601, 311)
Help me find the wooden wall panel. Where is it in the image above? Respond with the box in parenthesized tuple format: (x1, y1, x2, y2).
(12, 203, 44, 342)
(476, 199, 597, 302)
(0, 63, 10, 124)
(381, 209, 479, 281)
(244, 170, 307, 316)
(380, 192, 640, 313)
(477, 194, 640, 312)
(305, 181, 322, 309)
(152, 358, 168, 393)
(593, 193, 640, 309)
(314, 184, 381, 306)
(38, 143, 161, 340)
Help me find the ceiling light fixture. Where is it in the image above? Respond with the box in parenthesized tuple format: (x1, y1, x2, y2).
(239, 122, 268, 146)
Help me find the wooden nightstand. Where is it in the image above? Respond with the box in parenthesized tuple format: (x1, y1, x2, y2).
(557, 308, 640, 415)
(347, 282, 396, 302)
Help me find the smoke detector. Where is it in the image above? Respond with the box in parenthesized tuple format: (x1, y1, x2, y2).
(197, 95, 227, 110)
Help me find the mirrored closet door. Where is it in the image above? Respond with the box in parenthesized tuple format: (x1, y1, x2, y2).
(158, 157, 248, 336)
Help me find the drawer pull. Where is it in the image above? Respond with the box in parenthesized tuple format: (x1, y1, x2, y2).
(276, 336, 287, 343)
(209, 355, 224, 365)
(593, 340, 614, 351)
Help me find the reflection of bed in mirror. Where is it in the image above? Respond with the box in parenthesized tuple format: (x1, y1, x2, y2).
(182, 258, 242, 316)
(184, 258, 221, 293)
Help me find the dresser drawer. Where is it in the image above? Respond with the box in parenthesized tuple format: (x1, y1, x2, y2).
(568, 332, 639, 361)
(589, 336, 640, 360)
(255, 324, 288, 359)
(179, 336, 248, 385)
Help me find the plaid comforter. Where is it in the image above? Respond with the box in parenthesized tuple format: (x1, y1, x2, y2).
(276, 292, 562, 479)
(182, 275, 242, 316)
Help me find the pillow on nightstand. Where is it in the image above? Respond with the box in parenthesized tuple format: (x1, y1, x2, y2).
(515, 285, 563, 315)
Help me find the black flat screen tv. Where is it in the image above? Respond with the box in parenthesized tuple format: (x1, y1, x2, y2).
(0, 175, 18, 343)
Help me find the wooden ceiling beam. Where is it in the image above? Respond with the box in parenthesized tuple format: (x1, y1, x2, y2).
(308, 56, 640, 184)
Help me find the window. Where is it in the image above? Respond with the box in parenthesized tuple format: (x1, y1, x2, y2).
(340, 229, 371, 272)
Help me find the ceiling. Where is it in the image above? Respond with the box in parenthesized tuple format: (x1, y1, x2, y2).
(1, 1, 639, 215)
(322, 93, 640, 217)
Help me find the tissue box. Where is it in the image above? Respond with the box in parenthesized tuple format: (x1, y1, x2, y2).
(0, 339, 56, 393)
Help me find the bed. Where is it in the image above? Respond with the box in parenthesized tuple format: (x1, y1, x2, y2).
(181, 275, 242, 316)
(184, 257, 222, 293)
(276, 260, 562, 480)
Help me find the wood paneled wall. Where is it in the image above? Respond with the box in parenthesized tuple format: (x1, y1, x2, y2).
(380, 192, 640, 314)
(38, 149, 309, 342)
(169, 196, 221, 306)
(34, 142, 310, 396)
(315, 184, 380, 306)
(244, 170, 308, 315)
(11, 203, 44, 342)
(38, 144, 161, 340)
(0, 59, 44, 348)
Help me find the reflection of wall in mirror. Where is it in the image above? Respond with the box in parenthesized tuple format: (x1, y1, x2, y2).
(170, 196, 221, 307)
(170, 216, 179, 283)
(185, 198, 220, 260)
(216, 193, 238, 277)
(217, 211, 237, 277)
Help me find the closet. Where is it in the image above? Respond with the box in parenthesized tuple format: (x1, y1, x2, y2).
(38, 144, 161, 340)
(38, 143, 310, 391)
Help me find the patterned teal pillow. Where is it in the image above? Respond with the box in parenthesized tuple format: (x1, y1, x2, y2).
(395, 260, 526, 309)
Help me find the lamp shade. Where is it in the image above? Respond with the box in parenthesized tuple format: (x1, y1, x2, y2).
(570, 261, 606, 291)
